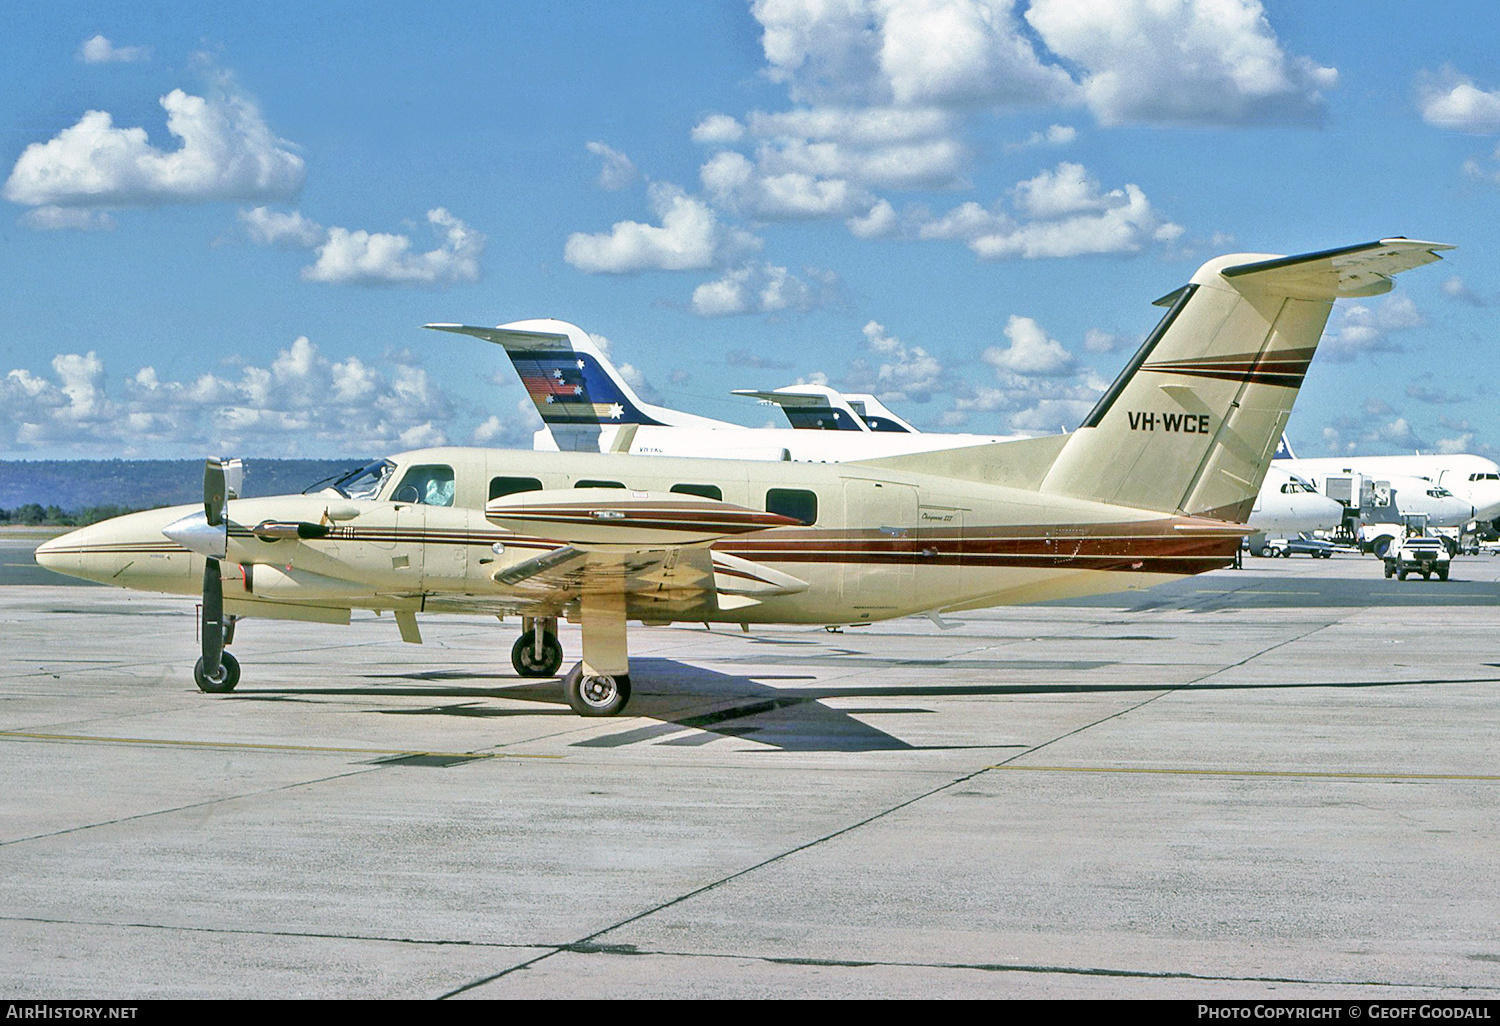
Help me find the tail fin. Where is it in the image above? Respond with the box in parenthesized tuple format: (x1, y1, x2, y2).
(1274, 433, 1297, 460)
(1038, 238, 1452, 520)
(730, 384, 872, 432)
(426, 318, 730, 450)
(732, 383, 922, 434)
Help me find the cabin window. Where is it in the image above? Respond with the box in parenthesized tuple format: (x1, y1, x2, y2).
(575, 479, 626, 490)
(671, 483, 722, 501)
(392, 464, 455, 507)
(766, 488, 817, 525)
(490, 476, 543, 500)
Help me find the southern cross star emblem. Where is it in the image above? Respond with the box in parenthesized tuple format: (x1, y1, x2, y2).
(576, 359, 586, 370)
(607, 403, 625, 420)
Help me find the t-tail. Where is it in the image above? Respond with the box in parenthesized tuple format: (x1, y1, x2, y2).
(1036, 239, 1452, 522)
(425, 318, 729, 450)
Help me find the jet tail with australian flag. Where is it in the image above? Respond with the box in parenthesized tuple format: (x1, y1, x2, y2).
(425, 318, 727, 452)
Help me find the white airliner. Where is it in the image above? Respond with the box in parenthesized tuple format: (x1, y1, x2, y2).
(1273, 438, 1500, 528)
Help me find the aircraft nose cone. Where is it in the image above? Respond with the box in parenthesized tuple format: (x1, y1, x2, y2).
(33, 532, 74, 573)
(162, 511, 227, 559)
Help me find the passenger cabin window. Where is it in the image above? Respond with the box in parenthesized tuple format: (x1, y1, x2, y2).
(575, 479, 626, 490)
(766, 488, 817, 525)
(671, 483, 722, 501)
(490, 476, 543, 500)
(392, 464, 455, 507)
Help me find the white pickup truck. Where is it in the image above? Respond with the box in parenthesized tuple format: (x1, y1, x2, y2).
(1383, 536, 1451, 581)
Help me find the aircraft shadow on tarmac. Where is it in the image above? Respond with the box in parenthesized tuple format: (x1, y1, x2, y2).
(218, 658, 1500, 755)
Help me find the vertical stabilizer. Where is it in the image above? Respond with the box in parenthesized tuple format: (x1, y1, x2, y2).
(425, 319, 731, 451)
(1038, 239, 1452, 521)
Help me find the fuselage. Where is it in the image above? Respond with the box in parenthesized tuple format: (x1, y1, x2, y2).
(37, 446, 1243, 627)
(1277, 454, 1500, 524)
(1248, 466, 1345, 536)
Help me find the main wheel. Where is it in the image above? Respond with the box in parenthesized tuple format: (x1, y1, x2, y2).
(511, 630, 563, 677)
(194, 651, 240, 693)
(563, 665, 631, 717)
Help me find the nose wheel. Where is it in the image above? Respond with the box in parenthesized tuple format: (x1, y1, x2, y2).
(194, 651, 241, 693)
(511, 625, 563, 677)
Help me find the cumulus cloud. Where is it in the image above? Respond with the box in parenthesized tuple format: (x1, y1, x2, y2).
(1006, 124, 1077, 151)
(1026, 0, 1337, 126)
(240, 206, 326, 247)
(750, 0, 1331, 126)
(1442, 275, 1488, 307)
(691, 262, 836, 317)
(20, 207, 115, 231)
(4, 88, 304, 211)
(1321, 294, 1424, 361)
(847, 198, 896, 238)
(1417, 68, 1500, 133)
(77, 35, 150, 63)
(586, 141, 638, 190)
(0, 338, 470, 456)
(982, 315, 1078, 376)
(844, 320, 946, 403)
(692, 114, 746, 144)
(918, 162, 1181, 260)
(753, 0, 1075, 109)
(565, 183, 728, 273)
(240, 206, 484, 285)
(301, 208, 484, 286)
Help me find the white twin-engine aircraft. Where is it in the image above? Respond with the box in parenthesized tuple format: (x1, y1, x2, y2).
(35, 239, 1451, 716)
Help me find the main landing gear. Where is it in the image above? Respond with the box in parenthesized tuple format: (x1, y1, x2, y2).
(563, 664, 631, 717)
(511, 590, 634, 717)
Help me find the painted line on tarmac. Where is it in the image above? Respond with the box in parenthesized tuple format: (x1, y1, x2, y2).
(0, 729, 560, 760)
(989, 764, 1499, 782)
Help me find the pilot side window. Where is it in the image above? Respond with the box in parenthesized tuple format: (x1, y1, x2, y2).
(671, 483, 722, 501)
(392, 464, 455, 507)
(490, 476, 543, 500)
(766, 488, 817, 525)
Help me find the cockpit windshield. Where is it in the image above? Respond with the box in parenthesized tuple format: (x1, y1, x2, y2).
(303, 459, 396, 500)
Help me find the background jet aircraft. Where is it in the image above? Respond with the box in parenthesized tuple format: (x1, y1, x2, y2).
(1274, 442, 1500, 530)
(37, 239, 1451, 717)
(425, 319, 1027, 461)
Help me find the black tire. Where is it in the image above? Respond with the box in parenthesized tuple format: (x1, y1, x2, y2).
(511, 630, 563, 677)
(194, 651, 240, 693)
(564, 666, 631, 717)
(1422, 571, 1431, 580)
(1384, 563, 1394, 578)
(1439, 568, 1449, 581)
(1397, 569, 1408, 581)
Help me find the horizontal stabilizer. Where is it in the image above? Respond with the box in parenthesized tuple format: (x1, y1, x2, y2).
(1218, 238, 1454, 300)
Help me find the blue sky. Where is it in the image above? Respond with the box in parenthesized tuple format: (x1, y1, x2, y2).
(2, 1, 1497, 461)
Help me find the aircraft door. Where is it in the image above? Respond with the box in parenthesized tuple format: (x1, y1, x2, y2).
(840, 479, 918, 616)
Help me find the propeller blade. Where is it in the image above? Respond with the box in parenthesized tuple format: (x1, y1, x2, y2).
(201, 557, 225, 679)
(204, 459, 227, 527)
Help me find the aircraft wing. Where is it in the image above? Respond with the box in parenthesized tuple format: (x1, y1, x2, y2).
(485, 490, 808, 617)
(1220, 238, 1454, 299)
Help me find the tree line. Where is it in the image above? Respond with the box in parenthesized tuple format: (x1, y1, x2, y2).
(0, 504, 148, 527)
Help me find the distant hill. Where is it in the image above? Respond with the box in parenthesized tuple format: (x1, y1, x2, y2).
(0, 459, 367, 511)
